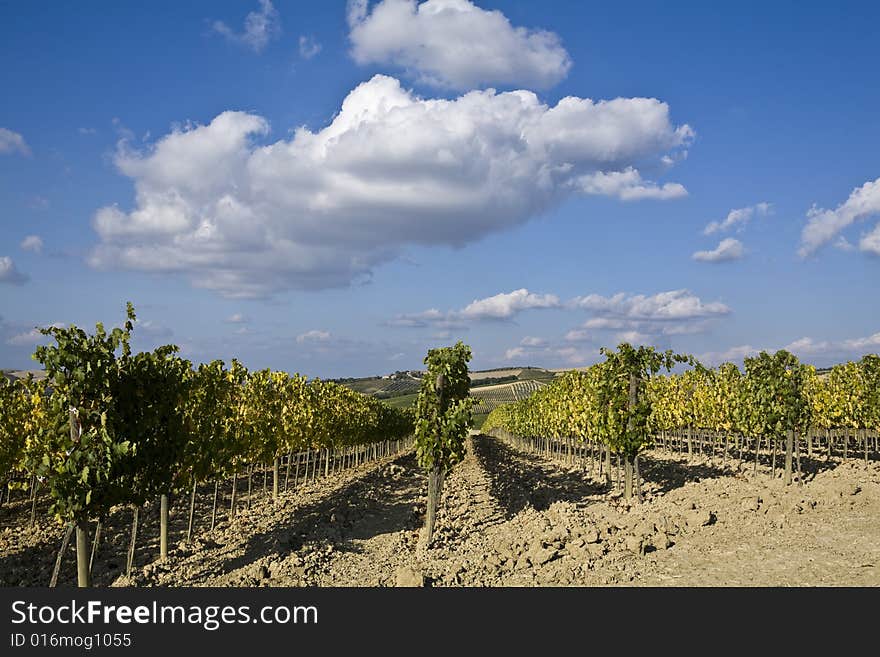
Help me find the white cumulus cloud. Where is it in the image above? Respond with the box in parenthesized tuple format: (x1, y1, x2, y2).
(564, 329, 592, 342)
(692, 237, 745, 263)
(0, 256, 29, 285)
(698, 345, 761, 365)
(4, 322, 64, 347)
(460, 289, 560, 320)
(703, 202, 771, 235)
(298, 35, 321, 59)
(783, 336, 831, 355)
(571, 289, 729, 320)
(20, 235, 44, 253)
(614, 330, 655, 345)
(569, 289, 729, 343)
(225, 313, 249, 324)
(89, 75, 692, 297)
(799, 176, 880, 257)
(842, 332, 880, 351)
(834, 236, 856, 252)
(503, 342, 592, 366)
(859, 223, 880, 256)
(0, 128, 31, 157)
(6, 328, 47, 346)
(212, 0, 281, 53)
(347, 0, 572, 90)
(387, 288, 562, 326)
(582, 317, 628, 330)
(296, 329, 331, 343)
(391, 288, 559, 327)
(576, 168, 687, 201)
(701, 329, 880, 365)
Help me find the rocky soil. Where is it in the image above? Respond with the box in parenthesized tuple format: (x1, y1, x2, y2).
(2, 434, 878, 587)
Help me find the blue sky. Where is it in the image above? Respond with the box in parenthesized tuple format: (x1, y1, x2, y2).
(1, 0, 878, 377)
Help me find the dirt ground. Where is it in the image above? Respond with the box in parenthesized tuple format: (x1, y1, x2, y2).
(1, 433, 878, 587)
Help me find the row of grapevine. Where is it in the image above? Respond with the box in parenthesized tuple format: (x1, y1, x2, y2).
(484, 345, 880, 498)
(414, 341, 473, 547)
(646, 351, 880, 479)
(0, 303, 414, 586)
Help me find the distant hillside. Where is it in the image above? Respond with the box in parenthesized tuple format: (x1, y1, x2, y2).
(335, 366, 557, 410)
(470, 379, 546, 414)
(1, 369, 48, 384)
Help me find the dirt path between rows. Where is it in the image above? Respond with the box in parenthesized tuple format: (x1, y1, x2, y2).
(2, 434, 878, 586)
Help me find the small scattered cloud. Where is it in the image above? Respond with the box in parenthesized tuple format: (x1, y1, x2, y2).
(698, 344, 761, 365)
(570, 289, 730, 321)
(700, 329, 880, 365)
(386, 308, 461, 329)
(296, 329, 331, 343)
(703, 202, 771, 235)
(225, 313, 249, 324)
(0, 128, 31, 157)
(298, 35, 321, 59)
(569, 289, 729, 345)
(459, 289, 560, 320)
(576, 168, 688, 201)
(211, 0, 281, 53)
(133, 319, 173, 339)
(20, 235, 44, 253)
(614, 330, 655, 345)
(564, 329, 592, 342)
(0, 256, 29, 285)
(783, 336, 831, 355)
(4, 321, 64, 347)
(692, 237, 745, 263)
(395, 288, 727, 359)
(390, 289, 560, 328)
(6, 328, 48, 346)
(27, 196, 50, 211)
(841, 331, 880, 352)
(503, 341, 593, 366)
(799, 177, 880, 257)
(834, 236, 856, 252)
(347, 0, 572, 90)
(111, 116, 135, 140)
(582, 317, 628, 330)
(78, 127, 97, 135)
(860, 223, 880, 256)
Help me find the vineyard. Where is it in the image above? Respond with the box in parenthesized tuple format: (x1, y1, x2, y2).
(470, 380, 546, 414)
(484, 347, 880, 498)
(0, 304, 413, 586)
(1, 317, 878, 587)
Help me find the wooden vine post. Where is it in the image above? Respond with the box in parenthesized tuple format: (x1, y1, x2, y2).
(623, 373, 639, 501)
(415, 342, 473, 550)
(70, 407, 90, 587)
(423, 373, 446, 547)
